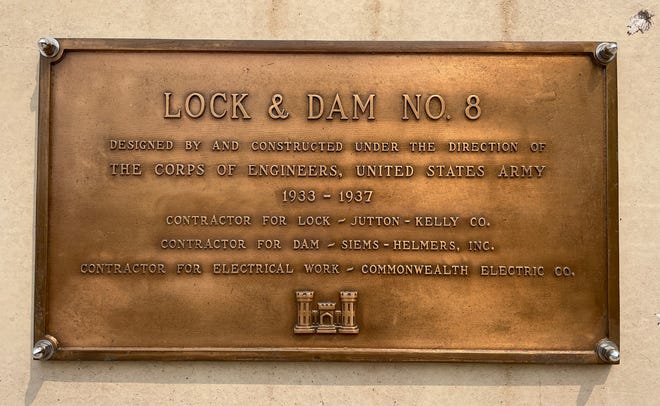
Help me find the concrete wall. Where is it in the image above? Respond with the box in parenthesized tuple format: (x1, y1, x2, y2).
(1, 1, 658, 404)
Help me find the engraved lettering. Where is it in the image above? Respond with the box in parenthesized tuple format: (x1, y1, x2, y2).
(360, 264, 469, 276)
(230, 93, 251, 119)
(308, 93, 376, 120)
(480, 265, 545, 277)
(184, 140, 201, 151)
(109, 139, 173, 151)
(354, 142, 399, 152)
(165, 215, 252, 226)
(293, 239, 320, 250)
(211, 140, 239, 151)
(80, 263, 166, 274)
(326, 93, 349, 120)
(349, 216, 399, 226)
(402, 94, 446, 120)
(213, 263, 294, 274)
(352, 94, 375, 120)
(424, 94, 445, 120)
(185, 92, 205, 118)
(341, 240, 379, 250)
(262, 216, 287, 226)
(283, 190, 316, 202)
(257, 239, 282, 249)
(109, 163, 142, 176)
(154, 163, 205, 176)
(448, 142, 518, 153)
(163, 92, 181, 118)
(553, 266, 574, 277)
(160, 239, 247, 249)
(303, 264, 340, 274)
(497, 165, 546, 178)
(250, 140, 342, 152)
(176, 263, 202, 274)
(409, 142, 435, 152)
(465, 95, 481, 120)
(392, 240, 458, 251)
(268, 93, 289, 119)
(163, 92, 250, 119)
(297, 216, 331, 226)
(468, 240, 494, 251)
(425, 165, 485, 178)
(215, 164, 237, 176)
(210, 92, 227, 119)
(307, 94, 324, 119)
(469, 217, 490, 227)
(339, 190, 372, 203)
(248, 164, 341, 178)
(355, 165, 413, 177)
(414, 216, 459, 227)
(530, 142, 547, 152)
(402, 94, 421, 120)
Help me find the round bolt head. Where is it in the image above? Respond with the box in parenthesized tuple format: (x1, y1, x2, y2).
(596, 338, 620, 363)
(32, 339, 55, 360)
(595, 42, 617, 65)
(32, 345, 46, 360)
(37, 37, 60, 58)
(607, 348, 621, 363)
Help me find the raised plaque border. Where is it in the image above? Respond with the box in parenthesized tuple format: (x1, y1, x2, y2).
(34, 40, 619, 363)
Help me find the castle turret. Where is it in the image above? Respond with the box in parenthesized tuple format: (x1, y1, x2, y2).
(338, 291, 359, 334)
(294, 290, 316, 333)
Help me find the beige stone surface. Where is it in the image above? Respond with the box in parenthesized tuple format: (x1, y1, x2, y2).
(1, 0, 659, 404)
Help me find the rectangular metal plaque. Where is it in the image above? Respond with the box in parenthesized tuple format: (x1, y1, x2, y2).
(35, 40, 618, 362)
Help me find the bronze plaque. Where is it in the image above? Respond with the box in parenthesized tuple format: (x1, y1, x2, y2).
(34, 40, 619, 363)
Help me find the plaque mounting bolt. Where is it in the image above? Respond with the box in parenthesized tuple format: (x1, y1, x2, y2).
(596, 338, 620, 363)
(32, 335, 59, 361)
(595, 42, 617, 65)
(37, 37, 60, 58)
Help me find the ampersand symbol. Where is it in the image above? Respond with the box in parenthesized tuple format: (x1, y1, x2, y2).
(268, 93, 289, 119)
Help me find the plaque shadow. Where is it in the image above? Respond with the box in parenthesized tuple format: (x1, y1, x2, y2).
(25, 361, 611, 405)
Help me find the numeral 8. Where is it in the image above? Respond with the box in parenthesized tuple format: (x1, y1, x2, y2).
(465, 95, 481, 120)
